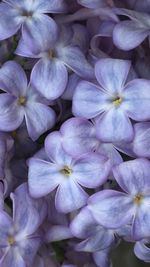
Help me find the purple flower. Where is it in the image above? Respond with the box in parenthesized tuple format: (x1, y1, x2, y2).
(0, 61, 56, 140)
(0, 183, 46, 267)
(28, 131, 111, 213)
(15, 25, 94, 100)
(0, 0, 66, 42)
(132, 122, 150, 158)
(88, 158, 150, 240)
(73, 58, 150, 142)
(113, 8, 150, 50)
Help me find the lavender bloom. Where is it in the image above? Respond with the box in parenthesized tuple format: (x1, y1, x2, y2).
(73, 58, 150, 142)
(0, 183, 47, 267)
(16, 25, 94, 100)
(28, 131, 111, 213)
(113, 8, 150, 50)
(0, 0, 66, 42)
(60, 117, 123, 166)
(0, 61, 56, 140)
(88, 158, 150, 241)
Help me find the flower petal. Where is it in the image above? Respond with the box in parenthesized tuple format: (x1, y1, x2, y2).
(22, 14, 58, 54)
(55, 180, 88, 213)
(113, 21, 149, 50)
(28, 158, 62, 198)
(60, 118, 99, 157)
(132, 122, 150, 157)
(113, 158, 150, 195)
(88, 190, 134, 228)
(45, 131, 73, 166)
(46, 226, 73, 242)
(58, 46, 94, 79)
(122, 79, 150, 121)
(95, 58, 131, 94)
(96, 108, 134, 143)
(0, 94, 24, 131)
(73, 81, 110, 119)
(0, 248, 26, 267)
(31, 59, 68, 100)
(0, 61, 27, 96)
(73, 153, 111, 188)
(133, 202, 150, 240)
(0, 211, 12, 247)
(25, 102, 56, 141)
(11, 183, 47, 236)
(134, 241, 150, 262)
(0, 3, 21, 40)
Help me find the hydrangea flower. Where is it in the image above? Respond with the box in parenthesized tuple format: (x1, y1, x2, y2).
(28, 131, 111, 213)
(0, 0, 66, 43)
(0, 61, 56, 140)
(88, 158, 150, 241)
(73, 58, 150, 142)
(0, 183, 47, 267)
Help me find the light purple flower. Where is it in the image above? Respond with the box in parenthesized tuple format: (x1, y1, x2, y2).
(73, 58, 150, 142)
(113, 8, 150, 50)
(28, 131, 111, 213)
(16, 25, 94, 100)
(0, 61, 56, 140)
(132, 122, 150, 158)
(88, 158, 150, 240)
(0, 183, 47, 267)
(0, 0, 66, 43)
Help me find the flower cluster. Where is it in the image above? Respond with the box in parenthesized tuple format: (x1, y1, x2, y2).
(0, 0, 150, 266)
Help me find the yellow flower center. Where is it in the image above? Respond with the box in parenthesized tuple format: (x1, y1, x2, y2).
(113, 97, 122, 107)
(8, 236, 15, 246)
(134, 194, 143, 205)
(18, 96, 26, 105)
(60, 166, 72, 177)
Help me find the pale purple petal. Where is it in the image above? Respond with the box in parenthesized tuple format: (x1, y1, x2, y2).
(31, 59, 68, 100)
(25, 102, 56, 141)
(22, 15, 58, 54)
(11, 183, 47, 236)
(93, 249, 112, 267)
(134, 241, 150, 262)
(97, 143, 123, 166)
(28, 158, 62, 198)
(57, 46, 94, 79)
(60, 117, 99, 157)
(46, 226, 73, 242)
(0, 3, 21, 40)
(0, 94, 24, 131)
(132, 122, 150, 157)
(0, 248, 25, 267)
(0, 61, 27, 96)
(73, 153, 111, 188)
(73, 81, 110, 119)
(122, 79, 150, 121)
(113, 158, 150, 195)
(96, 108, 134, 143)
(113, 21, 149, 50)
(0, 211, 12, 247)
(95, 58, 131, 94)
(45, 131, 73, 166)
(31, 0, 67, 13)
(78, 0, 107, 8)
(88, 190, 134, 228)
(55, 180, 88, 213)
(133, 202, 150, 240)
